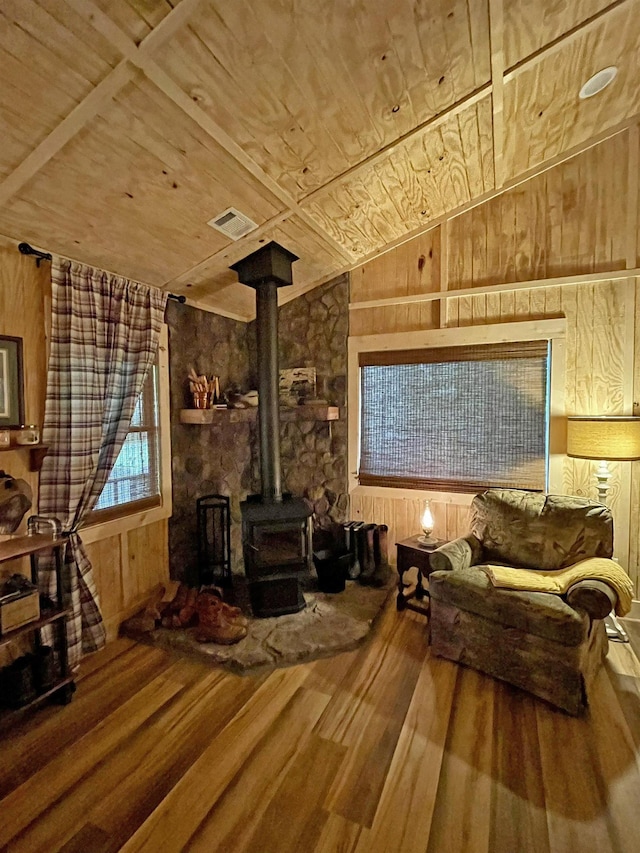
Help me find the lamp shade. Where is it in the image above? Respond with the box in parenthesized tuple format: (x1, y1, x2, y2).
(567, 417, 640, 461)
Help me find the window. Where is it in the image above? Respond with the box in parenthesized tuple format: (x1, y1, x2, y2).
(93, 363, 161, 518)
(358, 340, 550, 492)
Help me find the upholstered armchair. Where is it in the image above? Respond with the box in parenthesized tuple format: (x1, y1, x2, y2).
(428, 489, 632, 715)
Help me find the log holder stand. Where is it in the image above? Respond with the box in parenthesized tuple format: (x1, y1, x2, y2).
(196, 494, 232, 587)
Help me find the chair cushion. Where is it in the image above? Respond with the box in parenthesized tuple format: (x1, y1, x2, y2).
(470, 490, 613, 571)
(429, 566, 589, 646)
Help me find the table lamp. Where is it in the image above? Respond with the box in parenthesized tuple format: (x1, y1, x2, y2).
(418, 499, 437, 547)
(566, 416, 640, 645)
(566, 416, 640, 504)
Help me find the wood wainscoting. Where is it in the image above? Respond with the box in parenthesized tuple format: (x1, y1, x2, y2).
(83, 518, 169, 643)
(0, 600, 639, 852)
(350, 488, 473, 560)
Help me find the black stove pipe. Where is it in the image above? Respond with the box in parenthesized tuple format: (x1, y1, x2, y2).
(255, 280, 282, 502)
(230, 242, 299, 504)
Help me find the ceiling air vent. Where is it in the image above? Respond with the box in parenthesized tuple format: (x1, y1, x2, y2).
(207, 207, 258, 240)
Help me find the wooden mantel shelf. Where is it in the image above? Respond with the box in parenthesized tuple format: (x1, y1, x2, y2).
(179, 405, 339, 425)
(0, 444, 48, 472)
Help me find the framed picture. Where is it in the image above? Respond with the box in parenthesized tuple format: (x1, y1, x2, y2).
(279, 367, 316, 406)
(0, 335, 25, 428)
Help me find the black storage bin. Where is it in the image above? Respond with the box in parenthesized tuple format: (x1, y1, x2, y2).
(313, 549, 350, 593)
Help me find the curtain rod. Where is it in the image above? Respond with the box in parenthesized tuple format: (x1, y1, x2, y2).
(17, 241, 186, 303)
(18, 241, 51, 267)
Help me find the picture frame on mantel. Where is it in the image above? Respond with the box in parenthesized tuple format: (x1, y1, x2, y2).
(0, 335, 25, 428)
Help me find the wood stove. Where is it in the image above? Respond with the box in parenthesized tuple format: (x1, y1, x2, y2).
(241, 495, 312, 617)
(231, 242, 313, 617)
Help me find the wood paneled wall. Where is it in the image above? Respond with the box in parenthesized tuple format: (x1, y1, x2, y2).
(84, 519, 169, 642)
(350, 488, 474, 555)
(0, 239, 169, 644)
(448, 132, 630, 287)
(349, 229, 442, 335)
(349, 127, 640, 596)
(0, 241, 48, 511)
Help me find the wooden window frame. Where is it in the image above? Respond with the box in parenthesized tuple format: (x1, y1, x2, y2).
(81, 325, 172, 545)
(348, 319, 566, 502)
(90, 363, 161, 524)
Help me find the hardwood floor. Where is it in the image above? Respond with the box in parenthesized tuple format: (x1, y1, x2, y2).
(1, 603, 640, 853)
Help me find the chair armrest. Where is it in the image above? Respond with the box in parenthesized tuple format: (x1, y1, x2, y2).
(566, 579, 617, 620)
(430, 535, 483, 573)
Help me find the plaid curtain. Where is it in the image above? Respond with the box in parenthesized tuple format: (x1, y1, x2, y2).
(39, 259, 167, 667)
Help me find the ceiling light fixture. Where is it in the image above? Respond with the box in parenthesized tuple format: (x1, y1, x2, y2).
(578, 66, 618, 100)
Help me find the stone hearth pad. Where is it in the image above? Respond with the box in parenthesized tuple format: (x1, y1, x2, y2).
(121, 580, 393, 674)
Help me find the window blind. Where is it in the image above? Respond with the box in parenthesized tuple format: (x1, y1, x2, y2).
(359, 341, 549, 492)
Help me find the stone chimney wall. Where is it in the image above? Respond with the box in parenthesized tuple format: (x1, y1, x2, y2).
(166, 273, 349, 582)
(275, 273, 349, 531)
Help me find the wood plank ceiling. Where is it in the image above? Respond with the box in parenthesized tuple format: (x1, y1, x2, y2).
(0, 0, 638, 320)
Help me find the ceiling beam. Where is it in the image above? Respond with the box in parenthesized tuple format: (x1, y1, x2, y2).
(626, 123, 639, 270)
(64, 0, 208, 55)
(185, 296, 251, 323)
(349, 267, 640, 310)
(0, 0, 355, 268)
(130, 0, 209, 54)
(83, 2, 356, 264)
(488, 0, 505, 189)
(136, 60, 355, 263)
(0, 60, 132, 208)
(0, 0, 205, 209)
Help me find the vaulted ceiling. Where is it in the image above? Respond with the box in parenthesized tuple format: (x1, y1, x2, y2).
(1, 0, 639, 320)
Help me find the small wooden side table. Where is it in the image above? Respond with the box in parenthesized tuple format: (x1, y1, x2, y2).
(396, 535, 446, 615)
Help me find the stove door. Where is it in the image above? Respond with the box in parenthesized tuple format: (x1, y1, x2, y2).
(247, 519, 311, 572)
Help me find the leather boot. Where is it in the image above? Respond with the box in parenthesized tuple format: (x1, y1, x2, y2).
(159, 583, 201, 628)
(357, 524, 377, 584)
(375, 524, 388, 565)
(196, 591, 249, 627)
(194, 598, 247, 645)
(34, 645, 56, 693)
(142, 584, 167, 628)
(346, 521, 364, 580)
(368, 524, 392, 588)
(3, 655, 37, 708)
(171, 583, 189, 611)
(160, 582, 189, 628)
(177, 586, 200, 627)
